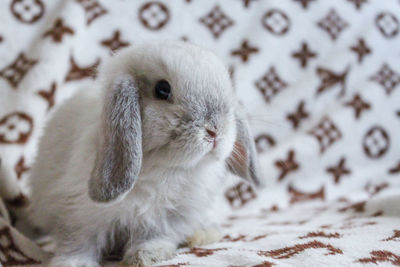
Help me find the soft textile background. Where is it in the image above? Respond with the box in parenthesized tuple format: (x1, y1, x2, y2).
(1, 0, 400, 266)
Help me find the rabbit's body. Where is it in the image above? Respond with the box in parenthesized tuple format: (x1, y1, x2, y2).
(31, 88, 224, 264)
(28, 42, 261, 266)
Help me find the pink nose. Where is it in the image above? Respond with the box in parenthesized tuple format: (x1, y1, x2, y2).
(206, 129, 217, 148)
(206, 129, 217, 139)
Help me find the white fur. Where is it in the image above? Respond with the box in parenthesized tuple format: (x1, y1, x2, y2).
(28, 42, 242, 266)
(186, 228, 222, 248)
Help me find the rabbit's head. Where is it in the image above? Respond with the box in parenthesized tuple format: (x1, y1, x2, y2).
(89, 42, 262, 203)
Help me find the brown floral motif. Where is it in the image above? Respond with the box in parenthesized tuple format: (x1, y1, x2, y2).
(14, 156, 30, 179)
(370, 63, 400, 95)
(358, 250, 400, 265)
(299, 231, 341, 239)
(43, 18, 74, 43)
(231, 39, 259, 63)
(262, 9, 290, 36)
(286, 100, 309, 129)
(37, 82, 56, 111)
(252, 234, 269, 241)
(347, 0, 368, 10)
(383, 230, 400, 241)
(221, 234, 247, 242)
(317, 9, 348, 41)
(309, 116, 342, 153)
(376, 12, 399, 38)
(292, 42, 317, 68)
(275, 150, 299, 181)
(184, 247, 226, 257)
(288, 185, 325, 204)
(221, 233, 268, 243)
(293, 0, 316, 9)
(388, 161, 400, 174)
(76, 0, 107, 25)
(344, 93, 371, 119)
(65, 55, 100, 82)
(255, 66, 288, 103)
(338, 201, 366, 212)
(225, 182, 257, 208)
(11, 0, 45, 24)
(350, 38, 371, 63)
(326, 157, 351, 184)
(316, 66, 349, 98)
(363, 126, 390, 159)
(0, 227, 40, 265)
(0, 112, 33, 144)
(101, 30, 130, 53)
(255, 134, 276, 153)
(139, 2, 170, 31)
(0, 53, 38, 88)
(199, 5, 233, 39)
(253, 262, 275, 267)
(258, 240, 343, 259)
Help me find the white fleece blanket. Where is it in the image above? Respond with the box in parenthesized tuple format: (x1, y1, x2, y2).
(1, 0, 400, 266)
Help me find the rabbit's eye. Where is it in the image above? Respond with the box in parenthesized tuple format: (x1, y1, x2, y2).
(155, 80, 172, 100)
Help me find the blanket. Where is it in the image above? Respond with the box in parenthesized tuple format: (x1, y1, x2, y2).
(1, 0, 400, 266)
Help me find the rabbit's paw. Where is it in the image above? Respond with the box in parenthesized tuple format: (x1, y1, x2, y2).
(121, 239, 176, 267)
(187, 228, 221, 248)
(47, 255, 100, 267)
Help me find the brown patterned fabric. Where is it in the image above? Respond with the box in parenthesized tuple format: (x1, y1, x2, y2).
(0, 0, 400, 266)
(10, 0, 45, 24)
(0, 53, 38, 88)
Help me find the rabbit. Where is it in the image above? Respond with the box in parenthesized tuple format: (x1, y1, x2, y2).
(28, 41, 263, 267)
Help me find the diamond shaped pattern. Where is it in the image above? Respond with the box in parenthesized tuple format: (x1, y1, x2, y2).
(370, 64, 400, 95)
(199, 5, 234, 38)
(317, 9, 349, 40)
(309, 117, 342, 153)
(255, 66, 288, 103)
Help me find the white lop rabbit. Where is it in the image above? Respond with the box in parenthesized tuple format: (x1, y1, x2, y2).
(28, 41, 262, 266)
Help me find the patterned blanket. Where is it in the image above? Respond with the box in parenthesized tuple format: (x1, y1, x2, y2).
(1, 0, 400, 266)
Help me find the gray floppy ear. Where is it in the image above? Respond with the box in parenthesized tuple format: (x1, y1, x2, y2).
(89, 75, 142, 203)
(226, 111, 264, 188)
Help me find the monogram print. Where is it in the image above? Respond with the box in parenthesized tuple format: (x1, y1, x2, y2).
(1, 1, 400, 266)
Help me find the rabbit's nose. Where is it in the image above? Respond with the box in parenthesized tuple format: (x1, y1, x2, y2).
(206, 128, 217, 149)
(206, 129, 217, 139)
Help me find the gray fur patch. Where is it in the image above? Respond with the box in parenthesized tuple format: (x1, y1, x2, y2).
(89, 75, 143, 202)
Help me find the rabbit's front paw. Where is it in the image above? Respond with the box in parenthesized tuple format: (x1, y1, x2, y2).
(187, 228, 221, 248)
(121, 239, 176, 267)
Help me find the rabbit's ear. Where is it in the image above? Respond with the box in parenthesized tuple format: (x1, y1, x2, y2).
(89, 75, 143, 203)
(226, 112, 263, 188)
